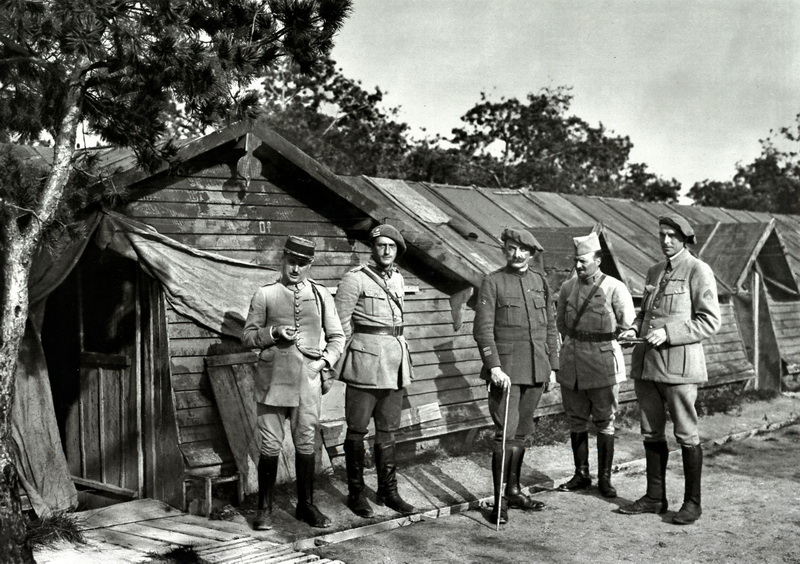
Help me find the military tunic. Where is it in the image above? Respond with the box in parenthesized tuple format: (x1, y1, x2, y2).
(630, 249, 720, 384)
(242, 279, 345, 405)
(474, 266, 559, 383)
(556, 272, 635, 389)
(335, 264, 413, 389)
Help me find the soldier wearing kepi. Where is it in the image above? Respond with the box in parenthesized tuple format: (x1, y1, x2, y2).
(555, 232, 635, 498)
(474, 228, 559, 525)
(335, 224, 416, 518)
(241, 236, 345, 530)
(618, 215, 721, 525)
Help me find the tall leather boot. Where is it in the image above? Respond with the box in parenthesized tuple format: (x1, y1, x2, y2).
(619, 441, 669, 514)
(558, 432, 591, 491)
(254, 455, 279, 530)
(374, 442, 416, 516)
(597, 433, 617, 498)
(490, 447, 510, 525)
(506, 445, 546, 510)
(344, 439, 374, 518)
(294, 453, 331, 528)
(673, 444, 703, 525)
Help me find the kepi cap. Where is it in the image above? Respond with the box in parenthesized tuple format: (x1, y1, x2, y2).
(283, 236, 315, 262)
(370, 224, 406, 254)
(501, 227, 544, 252)
(658, 215, 696, 245)
(573, 232, 601, 257)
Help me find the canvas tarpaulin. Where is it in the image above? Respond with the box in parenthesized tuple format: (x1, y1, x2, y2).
(94, 210, 277, 339)
(15, 211, 101, 516)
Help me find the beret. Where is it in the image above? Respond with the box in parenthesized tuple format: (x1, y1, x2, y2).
(370, 224, 406, 254)
(659, 215, 696, 245)
(501, 227, 544, 252)
(284, 235, 315, 261)
(573, 232, 601, 256)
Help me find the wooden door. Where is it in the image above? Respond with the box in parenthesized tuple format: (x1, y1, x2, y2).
(64, 246, 142, 499)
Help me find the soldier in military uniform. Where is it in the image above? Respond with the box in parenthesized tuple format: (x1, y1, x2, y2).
(241, 236, 345, 530)
(473, 228, 559, 525)
(556, 232, 635, 498)
(335, 224, 416, 518)
(618, 215, 721, 525)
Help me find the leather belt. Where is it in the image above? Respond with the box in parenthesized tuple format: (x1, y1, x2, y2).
(567, 330, 614, 343)
(354, 324, 403, 337)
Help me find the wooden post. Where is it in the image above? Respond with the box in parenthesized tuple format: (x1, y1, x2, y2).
(752, 269, 760, 388)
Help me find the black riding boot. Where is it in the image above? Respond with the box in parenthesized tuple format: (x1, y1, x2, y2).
(344, 439, 374, 518)
(558, 432, 591, 491)
(506, 445, 546, 510)
(295, 453, 332, 528)
(673, 444, 703, 525)
(490, 448, 510, 524)
(597, 433, 617, 498)
(254, 455, 279, 530)
(375, 442, 415, 515)
(619, 441, 669, 514)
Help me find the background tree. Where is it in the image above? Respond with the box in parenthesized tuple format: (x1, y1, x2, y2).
(0, 0, 350, 559)
(689, 115, 800, 213)
(255, 56, 412, 177)
(423, 88, 679, 201)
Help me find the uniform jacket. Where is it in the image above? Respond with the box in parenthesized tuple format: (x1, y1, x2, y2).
(335, 264, 413, 390)
(556, 272, 635, 390)
(241, 279, 345, 406)
(630, 250, 721, 384)
(473, 266, 559, 385)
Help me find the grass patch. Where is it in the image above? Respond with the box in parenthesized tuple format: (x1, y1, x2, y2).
(531, 413, 570, 446)
(25, 512, 85, 549)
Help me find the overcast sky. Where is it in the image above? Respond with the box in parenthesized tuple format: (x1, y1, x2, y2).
(330, 0, 800, 191)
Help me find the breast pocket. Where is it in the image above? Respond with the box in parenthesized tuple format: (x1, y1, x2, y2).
(532, 296, 547, 324)
(363, 289, 385, 316)
(663, 279, 689, 314)
(587, 305, 611, 332)
(497, 297, 523, 326)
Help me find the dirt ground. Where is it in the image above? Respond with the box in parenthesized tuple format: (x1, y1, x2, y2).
(309, 423, 800, 564)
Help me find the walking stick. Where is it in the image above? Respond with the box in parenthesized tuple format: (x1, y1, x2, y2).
(496, 383, 511, 531)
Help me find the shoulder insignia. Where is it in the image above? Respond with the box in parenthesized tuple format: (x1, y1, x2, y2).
(348, 264, 368, 274)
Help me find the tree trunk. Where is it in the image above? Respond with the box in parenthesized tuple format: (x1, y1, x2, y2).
(0, 72, 85, 562)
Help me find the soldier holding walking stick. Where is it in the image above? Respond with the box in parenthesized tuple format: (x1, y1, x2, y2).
(473, 228, 559, 525)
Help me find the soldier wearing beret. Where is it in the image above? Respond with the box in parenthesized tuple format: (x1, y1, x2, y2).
(618, 215, 721, 525)
(556, 232, 635, 498)
(473, 227, 559, 524)
(335, 224, 416, 518)
(242, 236, 345, 530)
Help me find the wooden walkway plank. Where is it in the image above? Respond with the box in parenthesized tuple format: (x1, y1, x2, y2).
(112, 522, 216, 547)
(172, 514, 277, 538)
(83, 527, 177, 554)
(196, 536, 263, 556)
(144, 517, 247, 542)
(77, 499, 183, 530)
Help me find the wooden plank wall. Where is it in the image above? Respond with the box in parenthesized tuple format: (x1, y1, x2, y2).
(766, 293, 800, 367)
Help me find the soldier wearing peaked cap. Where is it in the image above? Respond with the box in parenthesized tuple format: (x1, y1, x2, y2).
(555, 232, 635, 498)
(618, 215, 721, 525)
(241, 236, 345, 531)
(473, 227, 559, 525)
(334, 224, 416, 518)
